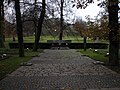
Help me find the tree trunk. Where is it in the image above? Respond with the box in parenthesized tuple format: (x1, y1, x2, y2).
(0, 0, 5, 48)
(59, 0, 63, 40)
(15, 0, 24, 57)
(83, 37, 87, 51)
(108, 0, 119, 66)
(34, 0, 37, 40)
(1, 1, 5, 42)
(33, 0, 46, 51)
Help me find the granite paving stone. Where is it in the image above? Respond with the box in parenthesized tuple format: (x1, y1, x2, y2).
(0, 49, 120, 90)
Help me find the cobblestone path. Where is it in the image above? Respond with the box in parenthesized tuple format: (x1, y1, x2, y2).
(0, 49, 120, 90)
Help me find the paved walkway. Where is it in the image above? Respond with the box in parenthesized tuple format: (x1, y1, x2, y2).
(0, 49, 120, 90)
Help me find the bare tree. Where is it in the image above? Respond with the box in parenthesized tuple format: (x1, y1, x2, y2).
(0, 0, 5, 47)
(14, 0, 24, 57)
(33, 0, 46, 51)
(59, 0, 64, 40)
(47, 0, 75, 40)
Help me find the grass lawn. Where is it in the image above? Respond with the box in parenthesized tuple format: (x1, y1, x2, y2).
(0, 49, 43, 80)
(6, 35, 109, 43)
(78, 49, 109, 63)
(78, 49, 120, 73)
(2, 35, 119, 77)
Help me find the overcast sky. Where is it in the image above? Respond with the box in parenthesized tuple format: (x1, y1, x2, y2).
(5, 0, 104, 23)
(61, 0, 104, 23)
(73, 0, 103, 21)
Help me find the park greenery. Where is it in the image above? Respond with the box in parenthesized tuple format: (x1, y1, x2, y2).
(0, 0, 120, 79)
(0, 36, 119, 80)
(0, 47, 43, 80)
(78, 49, 120, 73)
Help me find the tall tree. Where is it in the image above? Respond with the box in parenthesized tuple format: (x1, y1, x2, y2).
(33, 0, 38, 38)
(75, 0, 119, 66)
(14, 0, 24, 57)
(59, 0, 64, 40)
(0, 0, 5, 47)
(74, 19, 87, 37)
(33, 0, 46, 51)
(108, 0, 119, 66)
(47, 0, 75, 40)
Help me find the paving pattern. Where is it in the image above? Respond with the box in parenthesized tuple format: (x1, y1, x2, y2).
(0, 49, 120, 90)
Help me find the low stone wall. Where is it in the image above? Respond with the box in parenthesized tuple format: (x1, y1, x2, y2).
(9, 42, 108, 49)
(47, 40, 71, 44)
(9, 43, 51, 49)
(68, 43, 108, 49)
